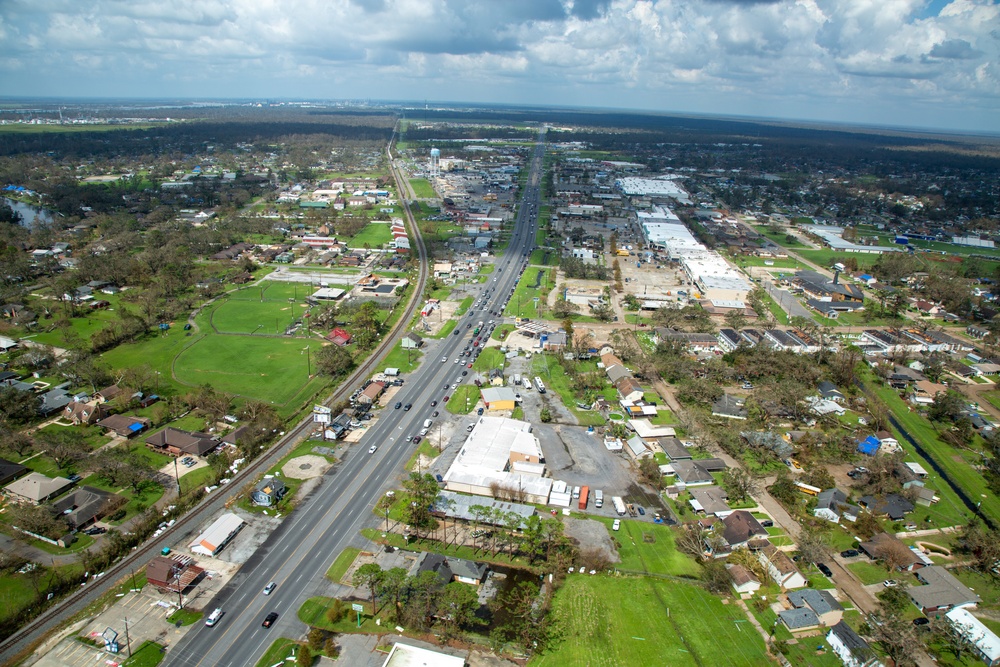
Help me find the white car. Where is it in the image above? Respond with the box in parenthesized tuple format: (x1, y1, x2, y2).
(263, 582, 276, 595)
(368, 445, 378, 454)
(441, 356, 447, 363)
(205, 608, 224, 626)
(612, 519, 621, 531)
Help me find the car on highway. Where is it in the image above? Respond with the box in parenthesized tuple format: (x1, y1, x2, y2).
(432, 410, 439, 417)
(467, 362, 473, 368)
(262, 612, 278, 628)
(461, 371, 468, 376)
(368, 445, 378, 454)
(263, 582, 276, 595)
(453, 328, 461, 336)
(454, 358, 460, 364)
(817, 563, 834, 577)
(441, 356, 447, 362)
(413, 436, 422, 444)
(394, 402, 402, 409)
(205, 608, 224, 627)
(403, 403, 412, 411)
(443, 395, 449, 401)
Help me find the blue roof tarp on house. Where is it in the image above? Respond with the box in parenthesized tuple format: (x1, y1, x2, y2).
(128, 422, 144, 433)
(857, 435, 881, 455)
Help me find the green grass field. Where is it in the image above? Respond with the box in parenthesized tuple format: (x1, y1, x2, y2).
(794, 249, 880, 270)
(532, 575, 769, 667)
(172, 335, 326, 406)
(211, 298, 311, 334)
(409, 178, 437, 198)
(253, 639, 300, 667)
(753, 225, 808, 248)
(446, 385, 480, 414)
(326, 547, 361, 583)
(123, 640, 167, 667)
(595, 518, 701, 577)
(347, 222, 394, 248)
(472, 347, 505, 372)
(505, 267, 556, 319)
(531, 356, 606, 427)
(380, 344, 423, 374)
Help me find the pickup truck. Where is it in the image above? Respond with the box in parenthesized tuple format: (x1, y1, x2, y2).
(626, 503, 638, 517)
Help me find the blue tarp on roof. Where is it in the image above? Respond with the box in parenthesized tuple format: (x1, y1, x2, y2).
(857, 435, 881, 455)
(128, 422, 144, 432)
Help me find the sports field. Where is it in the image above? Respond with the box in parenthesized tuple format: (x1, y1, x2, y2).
(212, 298, 312, 335)
(173, 335, 326, 405)
(532, 575, 769, 667)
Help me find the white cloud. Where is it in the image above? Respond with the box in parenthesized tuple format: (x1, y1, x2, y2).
(0, 0, 997, 131)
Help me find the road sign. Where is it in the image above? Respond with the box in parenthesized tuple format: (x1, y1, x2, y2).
(351, 603, 364, 613)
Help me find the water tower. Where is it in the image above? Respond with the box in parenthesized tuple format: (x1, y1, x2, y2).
(429, 147, 440, 178)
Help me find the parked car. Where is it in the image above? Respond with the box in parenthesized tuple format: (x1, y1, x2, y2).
(840, 549, 860, 558)
(636, 506, 645, 516)
(262, 612, 278, 628)
(817, 563, 833, 577)
(612, 519, 621, 531)
(883, 579, 899, 588)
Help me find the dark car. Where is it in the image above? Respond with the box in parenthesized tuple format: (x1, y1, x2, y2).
(817, 563, 834, 577)
(413, 436, 422, 444)
(761, 520, 774, 528)
(913, 617, 930, 627)
(430, 400, 437, 407)
(403, 403, 412, 411)
(394, 402, 402, 409)
(461, 371, 468, 376)
(454, 328, 461, 336)
(636, 506, 645, 516)
(840, 549, 860, 558)
(432, 410, 439, 417)
(262, 612, 278, 628)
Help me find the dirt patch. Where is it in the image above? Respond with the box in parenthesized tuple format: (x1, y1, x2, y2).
(422, 298, 462, 336)
(281, 454, 331, 480)
(563, 516, 620, 564)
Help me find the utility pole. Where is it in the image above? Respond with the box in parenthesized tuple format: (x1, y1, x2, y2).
(173, 457, 181, 497)
(123, 616, 132, 657)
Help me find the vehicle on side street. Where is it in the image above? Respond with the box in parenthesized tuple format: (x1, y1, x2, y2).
(817, 563, 833, 577)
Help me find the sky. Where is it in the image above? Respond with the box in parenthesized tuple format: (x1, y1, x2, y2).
(1, 0, 998, 133)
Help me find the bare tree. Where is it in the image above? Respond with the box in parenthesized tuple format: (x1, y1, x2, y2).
(722, 467, 759, 503)
(873, 537, 914, 572)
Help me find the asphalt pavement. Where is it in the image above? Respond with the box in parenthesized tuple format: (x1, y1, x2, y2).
(162, 134, 548, 667)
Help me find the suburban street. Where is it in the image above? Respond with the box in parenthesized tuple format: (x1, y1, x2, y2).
(162, 135, 546, 667)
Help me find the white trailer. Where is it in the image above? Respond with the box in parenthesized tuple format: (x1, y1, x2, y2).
(612, 496, 627, 516)
(534, 376, 546, 393)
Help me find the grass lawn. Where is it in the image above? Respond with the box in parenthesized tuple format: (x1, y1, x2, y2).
(78, 472, 165, 525)
(166, 608, 202, 626)
(253, 638, 301, 667)
(405, 441, 439, 472)
(591, 517, 700, 578)
(380, 344, 423, 374)
(326, 547, 361, 583)
(173, 335, 327, 407)
(847, 561, 891, 585)
(871, 379, 1000, 525)
(408, 178, 437, 198)
(752, 225, 809, 248)
(531, 356, 605, 427)
(124, 640, 166, 667)
(347, 222, 394, 249)
(472, 347, 505, 372)
(211, 298, 311, 335)
(532, 575, 769, 667)
(179, 466, 216, 495)
(446, 385, 480, 414)
(795, 249, 879, 270)
(504, 267, 556, 319)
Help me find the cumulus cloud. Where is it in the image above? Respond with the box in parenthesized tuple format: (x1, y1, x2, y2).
(0, 0, 997, 131)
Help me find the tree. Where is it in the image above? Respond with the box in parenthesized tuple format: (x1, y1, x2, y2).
(638, 457, 663, 490)
(700, 560, 731, 594)
(795, 526, 831, 565)
(489, 581, 551, 654)
(377, 567, 409, 622)
(829, 346, 862, 387)
(873, 537, 917, 572)
(676, 523, 709, 560)
(401, 472, 439, 539)
(316, 344, 354, 379)
(296, 645, 313, 667)
(959, 520, 1000, 574)
(0, 387, 41, 426)
(928, 390, 965, 424)
(352, 563, 383, 615)
(561, 318, 574, 350)
(931, 615, 979, 662)
(539, 407, 552, 423)
(436, 582, 483, 637)
(7, 504, 67, 540)
(867, 609, 917, 666)
(0, 429, 34, 457)
(35, 428, 89, 469)
(723, 310, 747, 332)
(722, 467, 758, 503)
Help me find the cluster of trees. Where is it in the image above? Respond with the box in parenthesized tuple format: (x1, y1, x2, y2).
(559, 255, 608, 280)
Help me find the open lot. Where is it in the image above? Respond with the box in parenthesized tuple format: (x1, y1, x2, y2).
(532, 575, 768, 667)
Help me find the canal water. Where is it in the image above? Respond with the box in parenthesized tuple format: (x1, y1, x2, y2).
(2, 196, 56, 227)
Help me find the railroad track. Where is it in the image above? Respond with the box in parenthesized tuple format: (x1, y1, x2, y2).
(0, 131, 428, 665)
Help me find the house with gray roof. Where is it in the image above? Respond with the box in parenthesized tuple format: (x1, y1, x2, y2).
(672, 458, 724, 486)
(827, 621, 882, 667)
(251, 477, 286, 507)
(814, 488, 859, 524)
(779, 607, 820, 631)
(788, 589, 843, 626)
(741, 431, 792, 459)
(908, 565, 980, 613)
(658, 436, 691, 461)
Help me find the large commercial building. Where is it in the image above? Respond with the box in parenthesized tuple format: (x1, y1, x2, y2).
(616, 177, 689, 200)
(441, 416, 552, 503)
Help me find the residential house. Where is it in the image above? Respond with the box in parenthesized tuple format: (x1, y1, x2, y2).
(875, 431, 900, 453)
(741, 431, 792, 459)
(945, 608, 1000, 667)
(712, 394, 748, 420)
(779, 608, 820, 632)
(251, 477, 287, 507)
(51, 486, 123, 531)
(908, 565, 980, 613)
(614, 377, 644, 402)
(827, 621, 882, 667)
(38, 388, 72, 416)
(858, 494, 914, 521)
(94, 384, 123, 403)
(62, 400, 108, 426)
(689, 486, 730, 516)
(624, 436, 652, 460)
(222, 425, 250, 447)
(719, 510, 768, 551)
(145, 428, 219, 457)
(818, 381, 846, 402)
(857, 435, 881, 456)
(97, 414, 151, 438)
(814, 489, 859, 523)
(759, 544, 808, 590)
(0, 458, 28, 486)
(414, 552, 489, 587)
(859, 533, 923, 571)
(3, 472, 73, 504)
(787, 589, 844, 627)
(727, 564, 761, 594)
(672, 458, 726, 487)
(658, 436, 691, 462)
